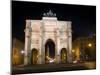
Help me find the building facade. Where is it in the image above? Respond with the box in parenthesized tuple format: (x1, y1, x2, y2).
(24, 10, 72, 65)
(72, 35, 96, 62)
(12, 38, 24, 65)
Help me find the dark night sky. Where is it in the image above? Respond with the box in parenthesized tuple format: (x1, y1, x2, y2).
(12, 1, 96, 43)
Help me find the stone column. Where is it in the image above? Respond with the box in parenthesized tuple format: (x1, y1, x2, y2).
(38, 35, 42, 64)
(67, 35, 72, 63)
(42, 38, 45, 64)
(67, 22, 72, 63)
(56, 39, 60, 64)
(41, 20, 45, 64)
(24, 20, 31, 65)
(56, 28, 60, 63)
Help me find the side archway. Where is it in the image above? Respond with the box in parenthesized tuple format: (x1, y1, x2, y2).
(60, 48, 67, 63)
(31, 48, 38, 64)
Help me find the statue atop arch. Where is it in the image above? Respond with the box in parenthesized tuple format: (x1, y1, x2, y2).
(43, 10, 56, 17)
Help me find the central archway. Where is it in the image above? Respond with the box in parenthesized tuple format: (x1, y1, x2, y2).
(45, 39, 55, 64)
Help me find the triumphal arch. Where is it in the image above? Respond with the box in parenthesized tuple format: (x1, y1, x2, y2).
(24, 10, 72, 65)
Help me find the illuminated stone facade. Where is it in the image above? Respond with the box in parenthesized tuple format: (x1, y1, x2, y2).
(12, 38, 24, 65)
(24, 12, 72, 64)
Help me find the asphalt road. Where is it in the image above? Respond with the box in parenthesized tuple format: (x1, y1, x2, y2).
(12, 61, 96, 74)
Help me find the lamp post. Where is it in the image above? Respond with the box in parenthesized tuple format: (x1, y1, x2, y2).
(87, 43, 92, 61)
(20, 50, 24, 64)
(72, 49, 75, 61)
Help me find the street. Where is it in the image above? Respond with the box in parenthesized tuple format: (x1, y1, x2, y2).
(12, 61, 96, 74)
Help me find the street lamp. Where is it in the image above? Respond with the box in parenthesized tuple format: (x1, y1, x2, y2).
(88, 43, 92, 47)
(72, 49, 75, 53)
(21, 50, 24, 54)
